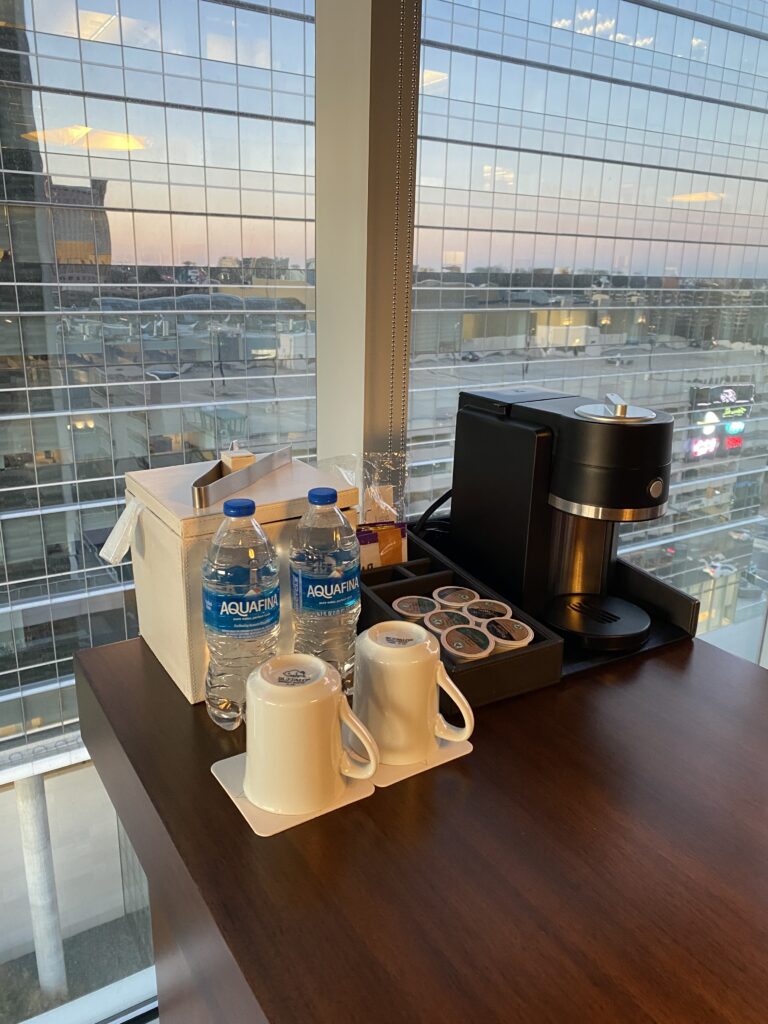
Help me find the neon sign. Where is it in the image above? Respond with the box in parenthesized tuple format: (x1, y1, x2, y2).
(689, 383, 755, 412)
(688, 436, 719, 458)
(700, 410, 719, 435)
(721, 405, 750, 420)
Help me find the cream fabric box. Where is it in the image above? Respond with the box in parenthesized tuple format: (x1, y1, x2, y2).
(122, 459, 358, 704)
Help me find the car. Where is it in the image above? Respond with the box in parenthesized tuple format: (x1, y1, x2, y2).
(728, 529, 752, 542)
(699, 556, 738, 578)
(508, 289, 556, 306)
(603, 349, 634, 366)
(145, 367, 179, 381)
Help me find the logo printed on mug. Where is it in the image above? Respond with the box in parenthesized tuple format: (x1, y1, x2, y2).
(382, 633, 418, 647)
(276, 668, 315, 686)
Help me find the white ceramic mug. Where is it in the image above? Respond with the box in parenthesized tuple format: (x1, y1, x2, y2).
(354, 621, 474, 765)
(244, 654, 379, 815)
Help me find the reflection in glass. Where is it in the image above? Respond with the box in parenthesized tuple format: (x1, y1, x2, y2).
(33, 0, 79, 38)
(204, 111, 239, 169)
(0, 0, 317, 795)
(32, 417, 75, 484)
(411, 0, 768, 661)
(236, 7, 271, 69)
(126, 101, 167, 162)
(77, 0, 121, 44)
(121, 0, 161, 50)
(200, 0, 235, 63)
(166, 107, 204, 166)
(159, 0, 199, 55)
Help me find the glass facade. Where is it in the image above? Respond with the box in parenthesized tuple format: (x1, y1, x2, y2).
(0, 0, 316, 752)
(410, 0, 768, 655)
(0, 762, 155, 1021)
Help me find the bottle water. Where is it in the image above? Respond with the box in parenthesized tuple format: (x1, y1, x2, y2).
(202, 497, 280, 730)
(290, 487, 361, 686)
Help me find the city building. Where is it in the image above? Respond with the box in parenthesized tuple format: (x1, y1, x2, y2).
(408, 0, 768, 656)
(0, 0, 316, 757)
(2, 2, 768, 1022)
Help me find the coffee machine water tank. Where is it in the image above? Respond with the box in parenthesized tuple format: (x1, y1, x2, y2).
(450, 388, 674, 652)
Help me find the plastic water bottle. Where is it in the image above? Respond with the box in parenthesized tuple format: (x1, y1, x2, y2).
(202, 498, 280, 730)
(290, 487, 360, 686)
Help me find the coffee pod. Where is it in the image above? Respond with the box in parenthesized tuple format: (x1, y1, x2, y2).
(432, 585, 480, 609)
(392, 595, 439, 621)
(441, 624, 494, 662)
(483, 617, 534, 649)
(423, 608, 472, 635)
(463, 598, 513, 623)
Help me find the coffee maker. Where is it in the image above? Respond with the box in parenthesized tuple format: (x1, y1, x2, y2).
(450, 387, 675, 652)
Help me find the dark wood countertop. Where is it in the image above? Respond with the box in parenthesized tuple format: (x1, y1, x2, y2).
(75, 637, 768, 1023)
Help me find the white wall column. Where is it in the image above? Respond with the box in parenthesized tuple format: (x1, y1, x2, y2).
(315, 0, 372, 461)
(315, 0, 422, 486)
(15, 774, 68, 998)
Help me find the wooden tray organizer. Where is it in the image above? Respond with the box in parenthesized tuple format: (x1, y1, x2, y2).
(359, 532, 563, 709)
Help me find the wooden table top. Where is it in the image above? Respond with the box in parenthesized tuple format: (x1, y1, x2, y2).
(75, 637, 768, 1024)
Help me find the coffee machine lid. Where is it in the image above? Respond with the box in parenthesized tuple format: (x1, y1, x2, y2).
(575, 392, 656, 423)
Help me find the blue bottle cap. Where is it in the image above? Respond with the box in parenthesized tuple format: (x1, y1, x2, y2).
(308, 487, 337, 506)
(223, 498, 256, 517)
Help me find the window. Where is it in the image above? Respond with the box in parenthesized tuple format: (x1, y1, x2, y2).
(0, 2, 315, 1013)
(409, 0, 768, 657)
(0, 1, 316, 741)
(0, 763, 155, 1021)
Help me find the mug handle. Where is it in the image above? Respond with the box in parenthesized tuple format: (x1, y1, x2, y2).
(433, 662, 475, 743)
(338, 698, 379, 780)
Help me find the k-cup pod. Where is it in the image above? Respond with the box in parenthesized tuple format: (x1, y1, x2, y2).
(441, 624, 494, 662)
(392, 595, 439, 621)
(463, 598, 513, 623)
(483, 617, 534, 649)
(423, 608, 472, 635)
(432, 585, 480, 609)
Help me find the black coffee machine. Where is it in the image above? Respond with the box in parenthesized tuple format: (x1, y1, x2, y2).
(450, 387, 677, 652)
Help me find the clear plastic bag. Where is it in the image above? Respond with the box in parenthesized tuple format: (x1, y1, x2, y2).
(316, 451, 407, 524)
(316, 452, 408, 568)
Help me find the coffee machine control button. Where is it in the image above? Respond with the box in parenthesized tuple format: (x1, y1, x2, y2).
(606, 392, 628, 416)
(648, 478, 665, 500)
(575, 393, 656, 423)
